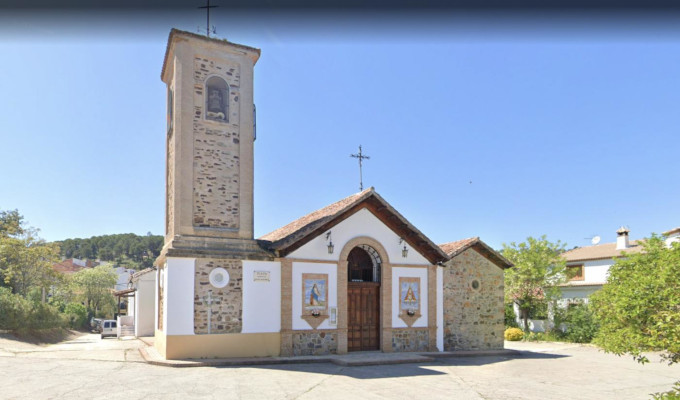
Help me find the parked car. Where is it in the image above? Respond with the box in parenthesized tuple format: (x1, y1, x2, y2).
(100, 320, 117, 339)
(91, 318, 102, 333)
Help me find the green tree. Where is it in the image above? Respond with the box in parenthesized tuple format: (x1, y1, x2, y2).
(0, 209, 25, 237)
(502, 235, 567, 331)
(71, 265, 117, 315)
(591, 235, 680, 365)
(0, 209, 61, 298)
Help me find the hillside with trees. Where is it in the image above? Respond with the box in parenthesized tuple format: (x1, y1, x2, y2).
(0, 208, 163, 333)
(56, 233, 164, 271)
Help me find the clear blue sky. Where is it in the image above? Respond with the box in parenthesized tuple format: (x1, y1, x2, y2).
(1, 10, 679, 250)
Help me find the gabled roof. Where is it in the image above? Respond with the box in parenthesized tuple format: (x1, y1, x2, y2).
(562, 240, 645, 262)
(130, 268, 155, 283)
(259, 187, 449, 265)
(439, 237, 513, 269)
(664, 227, 680, 236)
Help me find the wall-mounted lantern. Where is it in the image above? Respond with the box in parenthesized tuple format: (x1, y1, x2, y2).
(326, 231, 334, 254)
(399, 238, 408, 258)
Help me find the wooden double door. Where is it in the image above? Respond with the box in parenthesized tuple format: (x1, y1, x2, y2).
(347, 282, 380, 351)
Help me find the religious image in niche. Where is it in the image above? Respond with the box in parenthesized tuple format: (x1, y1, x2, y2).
(399, 277, 420, 316)
(206, 86, 227, 121)
(302, 273, 328, 316)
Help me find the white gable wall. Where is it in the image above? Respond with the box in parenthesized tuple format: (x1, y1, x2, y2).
(288, 208, 431, 265)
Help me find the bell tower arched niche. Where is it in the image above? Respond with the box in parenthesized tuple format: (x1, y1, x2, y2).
(205, 75, 230, 123)
(337, 236, 393, 354)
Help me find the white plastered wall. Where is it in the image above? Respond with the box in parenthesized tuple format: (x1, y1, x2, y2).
(582, 259, 613, 283)
(292, 262, 338, 330)
(134, 273, 156, 337)
(242, 261, 281, 333)
(392, 266, 429, 328)
(164, 257, 196, 335)
(288, 208, 430, 265)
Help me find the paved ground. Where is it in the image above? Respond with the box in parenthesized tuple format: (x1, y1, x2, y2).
(0, 332, 678, 400)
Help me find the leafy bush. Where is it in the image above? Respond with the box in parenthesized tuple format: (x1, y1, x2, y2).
(652, 381, 680, 400)
(0, 287, 65, 331)
(505, 303, 519, 328)
(64, 303, 88, 330)
(524, 332, 545, 342)
(562, 303, 599, 343)
(505, 327, 524, 341)
(528, 301, 549, 319)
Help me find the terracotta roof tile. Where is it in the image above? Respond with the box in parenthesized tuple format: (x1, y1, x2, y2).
(663, 227, 680, 236)
(562, 240, 645, 262)
(439, 237, 513, 269)
(259, 188, 372, 245)
(259, 188, 449, 264)
(439, 237, 479, 257)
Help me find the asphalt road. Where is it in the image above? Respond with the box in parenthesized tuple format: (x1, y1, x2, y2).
(0, 333, 678, 400)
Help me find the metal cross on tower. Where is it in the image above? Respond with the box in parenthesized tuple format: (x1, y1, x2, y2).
(198, 0, 218, 38)
(350, 145, 370, 192)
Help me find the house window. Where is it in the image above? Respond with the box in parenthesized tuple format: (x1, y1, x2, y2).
(567, 264, 584, 281)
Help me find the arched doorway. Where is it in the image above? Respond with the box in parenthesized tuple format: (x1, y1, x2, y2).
(347, 246, 381, 351)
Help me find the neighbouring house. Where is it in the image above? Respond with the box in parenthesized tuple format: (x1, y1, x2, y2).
(52, 258, 99, 275)
(127, 268, 156, 337)
(113, 266, 136, 291)
(152, 29, 512, 360)
(664, 226, 680, 247)
(559, 225, 679, 306)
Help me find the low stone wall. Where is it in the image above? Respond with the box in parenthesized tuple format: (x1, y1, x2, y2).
(292, 331, 338, 356)
(391, 328, 429, 352)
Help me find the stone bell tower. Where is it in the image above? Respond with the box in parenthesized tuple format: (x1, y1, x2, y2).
(158, 29, 267, 261)
(154, 29, 274, 360)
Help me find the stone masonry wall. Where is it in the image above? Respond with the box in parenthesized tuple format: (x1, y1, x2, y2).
(192, 56, 241, 230)
(292, 331, 338, 356)
(443, 248, 504, 350)
(194, 259, 242, 334)
(391, 329, 429, 352)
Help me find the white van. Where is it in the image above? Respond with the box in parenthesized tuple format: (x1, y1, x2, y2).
(100, 320, 117, 339)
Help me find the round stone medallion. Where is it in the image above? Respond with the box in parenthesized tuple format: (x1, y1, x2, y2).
(209, 267, 230, 288)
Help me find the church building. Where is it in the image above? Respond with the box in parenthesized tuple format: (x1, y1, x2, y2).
(154, 29, 511, 360)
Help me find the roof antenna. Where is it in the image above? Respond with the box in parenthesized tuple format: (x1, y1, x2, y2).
(198, 0, 218, 38)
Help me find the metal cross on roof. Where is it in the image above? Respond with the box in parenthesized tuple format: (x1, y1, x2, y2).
(350, 145, 370, 192)
(198, 0, 218, 38)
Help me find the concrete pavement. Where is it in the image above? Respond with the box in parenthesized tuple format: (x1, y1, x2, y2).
(0, 332, 678, 399)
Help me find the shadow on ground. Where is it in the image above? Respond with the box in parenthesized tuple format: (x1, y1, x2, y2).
(213, 351, 569, 379)
(0, 329, 79, 345)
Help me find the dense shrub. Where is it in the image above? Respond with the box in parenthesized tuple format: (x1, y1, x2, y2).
(528, 301, 549, 319)
(0, 287, 65, 331)
(64, 303, 88, 330)
(505, 327, 524, 341)
(505, 303, 519, 328)
(561, 303, 599, 343)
